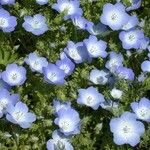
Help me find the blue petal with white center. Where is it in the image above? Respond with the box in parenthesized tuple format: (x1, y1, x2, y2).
(43, 63, 66, 85)
(100, 3, 130, 30)
(22, 14, 48, 35)
(77, 86, 105, 110)
(2, 63, 27, 86)
(83, 35, 107, 58)
(110, 111, 145, 146)
(6, 102, 36, 128)
(25, 52, 48, 73)
(54, 108, 80, 136)
(131, 97, 150, 122)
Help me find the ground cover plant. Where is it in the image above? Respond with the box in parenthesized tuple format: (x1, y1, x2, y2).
(0, 0, 150, 149)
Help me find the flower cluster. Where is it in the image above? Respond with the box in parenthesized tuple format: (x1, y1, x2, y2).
(46, 100, 81, 149)
(1, 0, 150, 149)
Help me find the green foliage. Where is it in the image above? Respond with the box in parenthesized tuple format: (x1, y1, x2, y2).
(0, 0, 150, 150)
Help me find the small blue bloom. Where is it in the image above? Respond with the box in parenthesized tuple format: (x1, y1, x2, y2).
(0, 72, 11, 90)
(52, 0, 83, 20)
(122, 15, 139, 31)
(71, 15, 87, 30)
(85, 21, 107, 35)
(22, 14, 48, 35)
(2, 63, 27, 86)
(100, 3, 130, 30)
(6, 102, 36, 128)
(131, 97, 150, 122)
(0, 8, 17, 32)
(54, 108, 80, 136)
(119, 29, 144, 50)
(105, 52, 124, 72)
(137, 73, 147, 82)
(0, 0, 15, 5)
(25, 52, 48, 73)
(36, 0, 48, 5)
(0, 89, 19, 118)
(53, 100, 72, 115)
(100, 100, 119, 111)
(126, 0, 142, 11)
(141, 60, 150, 72)
(83, 35, 107, 58)
(115, 66, 135, 81)
(43, 63, 66, 85)
(89, 69, 109, 85)
(56, 57, 75, 76)
(46, 130, 74, 150)
(77, 86, 105, 110)
(110, 112, 145, 146)
(64, 41, 89, 64)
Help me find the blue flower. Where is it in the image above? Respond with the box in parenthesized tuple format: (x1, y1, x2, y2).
(131, 97, 150, 122)
(83, 35, 107, 58)
(85, 21, 107, 35)
(141, 60, 150, 72)
(122, 15, 139, 31)
(52, 0, 83, 20)
(56, 57, 75, 76)
(6, 102, 36, 128)
(119, 29, 144, 50)
(110, 112, 145, 146)
(100, 100, 119, 111)
(100, 3, 130, 30)
(53, 100, 72, 115)
(0, 8, 17, 32)
(36, 0, 48, 5)
(0, 0, 15, 5)
(0, 72, 11, 90)
(0, 89, 19, 118)
(64, 41, 89, 64)
(89, 69, 109, 85)
(114, 66, 135, 81)
(126, 0, 142, 12)
(71, 15, 87, 30)
(105, 52, 124, 72)
(43, 63, 66, 85)
(25, 52, 48, 73)
(2, 63, 27, 86)
(54, 108, 80, 136)
(138, 73, 147, 82)
(46, 130, 74, 150)
(22, 14, 48, 35)
(110, 88, 123, 99)
(77, 86, 105, 110)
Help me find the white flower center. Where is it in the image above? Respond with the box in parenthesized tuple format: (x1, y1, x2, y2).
(0, 17, 8, 28)
(96, 76, 104, 83)
(60, 64, 69, 73)
(13, 111, 25, 122)
(125, 33, 137, 44)
(108, 11, 120, 24)
(31, 60, 40, 70)
(60, 3, 74, 15)
(31, 20, 42, 29)
(88, 45, 98, 55)
(86, 95, 94, 105)
(60, 120, 70, 131)
(119, 121, 133, 137)
(137, 107, 150, 120)
(69, 49, 80, 60)
(47, 72, 57, 81)
(9, 71, 21, 84)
